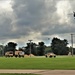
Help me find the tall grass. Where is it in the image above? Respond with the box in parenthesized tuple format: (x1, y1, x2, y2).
(0, 56, 75, 70)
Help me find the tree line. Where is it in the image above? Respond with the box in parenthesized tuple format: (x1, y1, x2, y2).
(0, 37, 74, 56)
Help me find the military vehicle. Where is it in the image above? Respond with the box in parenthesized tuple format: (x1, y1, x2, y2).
(15, 51, 24, 57)
(45, 53, 56, 58)
(5, 51, 13, 57)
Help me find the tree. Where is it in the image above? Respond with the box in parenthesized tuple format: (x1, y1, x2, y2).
(45, 46, 52, 54)
(37, 42, 45, 56)
(25, 43, 30, 55)
(25, 42, 37, 55)
(51, 37, 69, 55)
(0, 45, 4, 56)
(4, 42, 17, 55)
(31, 43, 37, 55)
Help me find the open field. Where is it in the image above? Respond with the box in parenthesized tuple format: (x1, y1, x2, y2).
(0, 56, 75, 70)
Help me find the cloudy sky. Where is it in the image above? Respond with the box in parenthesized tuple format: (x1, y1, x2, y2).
(0, 0, 75, 47)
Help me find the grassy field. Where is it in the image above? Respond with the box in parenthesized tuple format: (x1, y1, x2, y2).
(0, 56, 75, 70)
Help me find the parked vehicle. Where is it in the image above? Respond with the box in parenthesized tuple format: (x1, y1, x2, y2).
(5, 51, 13, 57)
(15, 51, 24, 57)
(45, 53, 56, 58)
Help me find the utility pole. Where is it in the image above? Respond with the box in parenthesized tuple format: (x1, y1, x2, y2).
(71, 34, 73, 56)
(28, 40, 32, 57)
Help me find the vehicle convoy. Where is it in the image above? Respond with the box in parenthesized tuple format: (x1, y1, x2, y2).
(5, 50, 25, 57)
(45, 53, 56, 58)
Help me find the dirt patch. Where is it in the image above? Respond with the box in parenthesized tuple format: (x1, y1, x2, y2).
(0, 70, 75, 75)
(35, 70, 75, 75)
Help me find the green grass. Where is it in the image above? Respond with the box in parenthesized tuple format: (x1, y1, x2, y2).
(0, 74, 38, 75)
(0, 56, 75, 70)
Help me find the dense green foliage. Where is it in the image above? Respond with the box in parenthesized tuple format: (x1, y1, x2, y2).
(37, 42, 45, 56)
(0, 45, 4, 56)
(0, 56, 75, 70)
(25, 42, 45, 56)
(4, 42, 17, 55)
(45, 46, 52, 53)
(0, 38, 74, 56)
(51, 37, 69, 55)
(25, 43, 37, 55)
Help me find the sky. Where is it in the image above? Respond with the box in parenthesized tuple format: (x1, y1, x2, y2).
(0, 0, 75, 48)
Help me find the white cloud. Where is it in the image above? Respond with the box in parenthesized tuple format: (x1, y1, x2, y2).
(56, 0, 72, 24)
(0, 0, 13, 12)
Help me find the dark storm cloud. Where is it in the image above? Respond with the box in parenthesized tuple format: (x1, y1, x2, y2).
(13, 0, 74, 37)
(11, 0, 58, 35)
(0, 13, 12, 38)
(12, 0, 46, 25)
